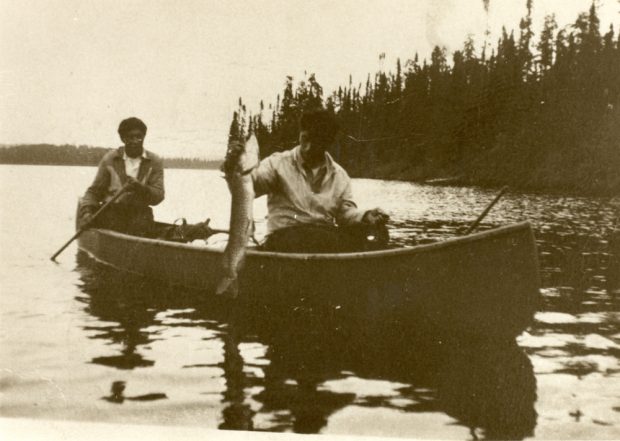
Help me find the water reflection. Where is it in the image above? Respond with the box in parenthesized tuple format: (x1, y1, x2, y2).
(218, 321, 255, 431)
(76, 251, 157, 369)
(2, 166, 617, 438)
(74, 251, 537, 438)
(102, 381, 168, 403)
(438, 341, 537, 440)
(252, 310, 357, 434)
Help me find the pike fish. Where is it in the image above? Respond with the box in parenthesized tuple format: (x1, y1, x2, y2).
(216, 134, 259, 297)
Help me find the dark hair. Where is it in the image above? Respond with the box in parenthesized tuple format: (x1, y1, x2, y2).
(299, 109, 339, 142)
(118, 117, 147, 138)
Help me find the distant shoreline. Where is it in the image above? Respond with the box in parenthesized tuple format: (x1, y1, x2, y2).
(0, 162, 221, 170)
(0, 144, 221, 170)
(2, 144, 617, 197)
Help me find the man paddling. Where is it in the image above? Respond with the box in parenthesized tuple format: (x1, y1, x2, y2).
(78, 117, 165, 236)
(251, 109, 389, 253)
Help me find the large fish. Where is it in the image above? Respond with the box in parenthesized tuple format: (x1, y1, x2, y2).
(216, 134, 259, 297)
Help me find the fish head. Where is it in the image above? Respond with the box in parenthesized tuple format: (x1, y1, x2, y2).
(239, 135, 260, 174)
(224, 134, 260, 176)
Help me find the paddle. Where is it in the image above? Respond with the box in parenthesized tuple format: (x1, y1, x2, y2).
(464, 186, 508, 235)
(50, 168, 152, 262)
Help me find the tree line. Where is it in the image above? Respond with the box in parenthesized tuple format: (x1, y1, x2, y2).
(0, 144, 221, 169)
(243, 1, 619, 195)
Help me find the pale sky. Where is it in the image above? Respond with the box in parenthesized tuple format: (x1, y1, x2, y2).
(1, 0, 618, 159)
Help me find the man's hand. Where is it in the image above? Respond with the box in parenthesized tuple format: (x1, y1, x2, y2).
(78, 209, 96, 229)
(362, 208, 389, 226)
(125, 176, 147, 194)
(117, 177, 148, 204)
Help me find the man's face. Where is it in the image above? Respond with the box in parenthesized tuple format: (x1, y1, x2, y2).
(122, 128, 145, 158)
(299, 130, 331, 164)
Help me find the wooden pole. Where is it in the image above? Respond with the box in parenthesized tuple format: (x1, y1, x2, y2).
(50, 168, 153, 262)
(464, 186, 508, 236)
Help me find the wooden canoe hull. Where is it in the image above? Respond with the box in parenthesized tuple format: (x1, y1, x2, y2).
(77, 222, 540, 339)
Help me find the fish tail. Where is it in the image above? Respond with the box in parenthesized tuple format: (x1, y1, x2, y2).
(215, 276, 239, 298)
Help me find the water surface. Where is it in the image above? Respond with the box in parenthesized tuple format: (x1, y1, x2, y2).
(0, 165, 618, 439)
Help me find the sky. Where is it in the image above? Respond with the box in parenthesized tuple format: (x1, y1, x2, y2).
(0, 0, 618, 159)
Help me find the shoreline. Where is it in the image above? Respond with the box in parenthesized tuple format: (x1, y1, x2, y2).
(2, 162, 617, 198)
(0, 161, 220, 171)
(350, 171, 620, 199)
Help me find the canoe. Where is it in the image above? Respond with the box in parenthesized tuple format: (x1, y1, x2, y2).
(77, 221, 541, 340)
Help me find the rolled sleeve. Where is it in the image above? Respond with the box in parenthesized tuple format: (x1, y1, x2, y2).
(82, 159, 110, 209)
(336, 179, 365, 226)
(144, 162, 165, 205)
(251, 154, 279, 198)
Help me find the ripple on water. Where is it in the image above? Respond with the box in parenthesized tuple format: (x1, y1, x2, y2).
(2, 166, 619, 438)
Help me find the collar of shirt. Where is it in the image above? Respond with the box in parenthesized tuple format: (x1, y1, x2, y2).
(122, 150, 147, 179)
(293, 145, 338, 193)
(122, 150, 148, 161)
(292, 145, 335, 177)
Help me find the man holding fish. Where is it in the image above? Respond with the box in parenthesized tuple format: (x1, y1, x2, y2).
(253, 109, 389, 252)
(218, 109, 388, 296)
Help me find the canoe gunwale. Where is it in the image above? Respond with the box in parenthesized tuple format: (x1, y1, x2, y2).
(77, 220, 541, 339)
(81, 221, 535, 261)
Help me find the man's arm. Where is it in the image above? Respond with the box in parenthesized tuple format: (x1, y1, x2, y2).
(336, 179, 365, 226)
(142, 159, 164, 205)
(126, 156, 165, 206)
(77, 158, 110, 226)
(251, 154, 279, 198)
(81, 159, 110, 213)
(336, 178, 389, 227)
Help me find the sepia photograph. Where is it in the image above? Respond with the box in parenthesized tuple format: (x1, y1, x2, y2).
(1, 0, 619, 440)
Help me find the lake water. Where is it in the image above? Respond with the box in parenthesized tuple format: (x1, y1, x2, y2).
(1, 164, 618, 439)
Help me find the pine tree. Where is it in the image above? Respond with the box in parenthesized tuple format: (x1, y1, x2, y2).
(518, 0, 535, 79)
(538, 14, 557, 74)
(243, 3, 619, 194)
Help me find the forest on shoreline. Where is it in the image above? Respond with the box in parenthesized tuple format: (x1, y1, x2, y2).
(3, 2, 619, 196)
(242, 1, 619, 196)
(0, 144, 221, 170)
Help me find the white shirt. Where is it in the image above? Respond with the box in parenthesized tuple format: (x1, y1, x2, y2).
(123, 151, 147, 179)
(251, 146, 364, 235)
